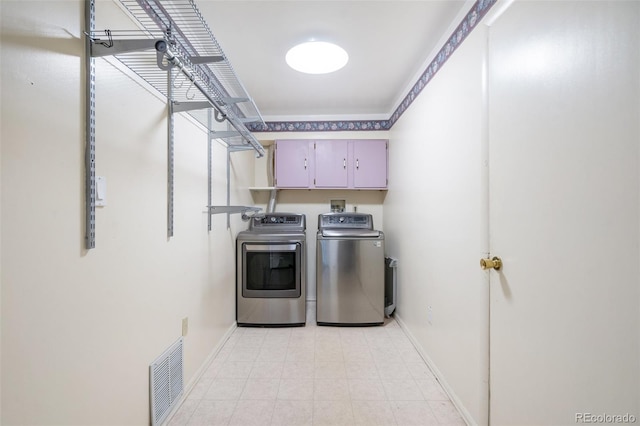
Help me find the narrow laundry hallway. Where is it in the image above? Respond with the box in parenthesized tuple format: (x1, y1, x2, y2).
(168, 303, 465, 425)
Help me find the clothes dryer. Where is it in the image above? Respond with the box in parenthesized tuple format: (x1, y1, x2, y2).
(237, 213, 306, 326)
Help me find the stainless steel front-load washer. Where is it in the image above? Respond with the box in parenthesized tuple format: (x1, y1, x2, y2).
(316, 212, 385, 326)
(236, 213, 306, 326)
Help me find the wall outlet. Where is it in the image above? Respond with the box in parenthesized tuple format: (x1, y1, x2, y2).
(427, 306, 433, 325)
(181, 317, 188, 337)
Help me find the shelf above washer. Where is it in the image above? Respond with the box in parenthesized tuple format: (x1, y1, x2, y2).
(207, 206, 262, 215)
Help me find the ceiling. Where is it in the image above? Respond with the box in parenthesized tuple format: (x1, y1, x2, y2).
(195, 1, 469, 121)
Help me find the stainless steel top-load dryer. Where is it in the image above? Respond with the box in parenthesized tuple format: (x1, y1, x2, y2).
(237, 213, 306, 327)
(316, 212, 385, 326)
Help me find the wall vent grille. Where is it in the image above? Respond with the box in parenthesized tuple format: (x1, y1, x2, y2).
(150, 337, 184, 425)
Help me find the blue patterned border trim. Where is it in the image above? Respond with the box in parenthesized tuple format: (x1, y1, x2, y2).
(248, 0, 496, 133)
(247, 120, 391, 132)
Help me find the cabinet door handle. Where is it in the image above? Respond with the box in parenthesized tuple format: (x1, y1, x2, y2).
(343, 158, 346, 169)
(304, 158, 307, 170)
(356, 159, 359, 170)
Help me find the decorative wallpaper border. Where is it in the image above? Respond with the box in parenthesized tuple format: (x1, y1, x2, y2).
(249, 120, 391, 132)
(247, 0, 496, 133)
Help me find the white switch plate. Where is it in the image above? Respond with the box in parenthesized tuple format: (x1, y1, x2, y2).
(182, 317, 188, 336)
(96, 176, 106, 207)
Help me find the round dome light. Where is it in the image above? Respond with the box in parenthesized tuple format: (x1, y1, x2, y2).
(285, 41, 349, 74)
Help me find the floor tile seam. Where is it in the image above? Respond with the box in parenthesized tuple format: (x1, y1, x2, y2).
(173, 397, 199, 426)
(348, 399, 398, 426)
(201, 381, 451, 404)
(387, 399, 441, 426)
(372, 358, 406, 382)
(185, 398, 240, 426)
(189, 376, 223, 399)
(425, 399, 464, 423)
(311, 398, 357, 424)
(380, 377, 430, 403)
(232, 342, 265, 352)
(201, 377, 248, 401)
(250, 360, 286, 377)
(346, 377, 388, 399)
(230, 399, 277, 426)
(243, 376, 293, 402)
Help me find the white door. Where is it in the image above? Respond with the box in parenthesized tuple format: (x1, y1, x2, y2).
(487, 1, 639, 424)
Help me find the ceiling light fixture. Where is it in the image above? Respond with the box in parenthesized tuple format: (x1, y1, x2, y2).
(285, 41, 349, 74)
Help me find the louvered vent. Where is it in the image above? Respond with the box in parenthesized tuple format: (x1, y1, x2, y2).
(150, 337, 184, 425)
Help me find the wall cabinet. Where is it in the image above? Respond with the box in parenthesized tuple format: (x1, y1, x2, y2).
(352, 139, 388, 188)
(274, 139, 388, 189)
(314, 140, 349, 188)
(274, 139, 311, 188)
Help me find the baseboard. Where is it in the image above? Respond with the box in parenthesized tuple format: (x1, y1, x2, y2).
(394, 312, 476, 426)
(163, 321, 238, 425)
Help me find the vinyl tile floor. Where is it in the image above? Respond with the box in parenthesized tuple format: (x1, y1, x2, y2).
(168, 302, 465, 426)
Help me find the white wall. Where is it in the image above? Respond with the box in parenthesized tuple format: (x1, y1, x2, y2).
(384, 1, 640, 424)
(384, 25, 489, 425)
(0, 1, 254, 424)
(251, 132, 388, 302)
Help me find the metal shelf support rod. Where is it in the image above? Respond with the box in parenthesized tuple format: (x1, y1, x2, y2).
(189, 55, 224, 64)
(90, 38, 160, 57)
(167, 67, 175, 238)
(207, 108, 213, 231)
(226, 147, 231, 228)
(210, 131, 241, 139)
(208, 206, 261, 215)
(173, 101, 211, 113)
(84, 0, 96, 249)
(227, 146, 255, 153)
(221, 97, 250, 105)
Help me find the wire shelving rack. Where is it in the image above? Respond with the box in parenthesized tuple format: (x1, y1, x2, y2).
(84, 0, 264, 249)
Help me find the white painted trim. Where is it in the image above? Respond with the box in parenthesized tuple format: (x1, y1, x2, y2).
(394, 312, 476, 426)
(482, 0, 516, 27)
(479, 21, 492, 426)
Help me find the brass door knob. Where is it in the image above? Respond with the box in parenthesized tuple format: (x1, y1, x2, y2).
(480, 256, 502, 270)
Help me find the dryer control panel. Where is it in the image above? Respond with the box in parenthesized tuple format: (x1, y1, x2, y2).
(249, 213, 306, 231)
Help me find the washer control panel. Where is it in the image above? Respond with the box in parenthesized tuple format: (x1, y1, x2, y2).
(318, 213, 373, 230)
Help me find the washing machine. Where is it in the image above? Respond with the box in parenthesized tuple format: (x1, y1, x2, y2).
(316, 212, 385, 326)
